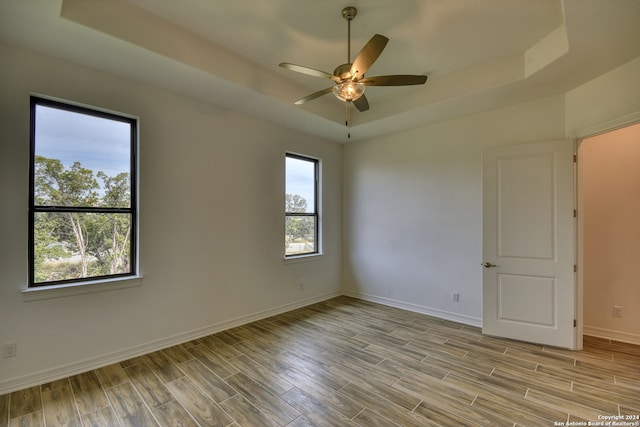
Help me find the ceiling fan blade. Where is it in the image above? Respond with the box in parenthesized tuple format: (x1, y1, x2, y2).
(353, 94, 369, 112)
(360, 74, 428, 86)
(279, 62, 337, 80)
(349, 34, 389, 78)
(294, 87, 334, 105)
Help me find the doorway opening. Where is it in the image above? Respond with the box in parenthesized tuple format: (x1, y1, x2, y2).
(577, 122, 640, 346)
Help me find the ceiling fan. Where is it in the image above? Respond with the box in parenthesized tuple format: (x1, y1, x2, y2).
(279, 6, 427, 136)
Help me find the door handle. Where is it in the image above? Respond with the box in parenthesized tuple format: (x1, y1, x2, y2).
(483, 262, 497, 268)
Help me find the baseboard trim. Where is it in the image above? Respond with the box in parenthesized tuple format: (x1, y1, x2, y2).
(0, 291, 341, 395)
(343, 289, 482, 328)
(583, 325, 640, 346)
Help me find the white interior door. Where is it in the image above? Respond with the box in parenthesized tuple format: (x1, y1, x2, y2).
(482, 140, 576, 349)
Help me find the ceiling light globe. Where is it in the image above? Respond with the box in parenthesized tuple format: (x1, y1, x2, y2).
(333, 82, 365, 102)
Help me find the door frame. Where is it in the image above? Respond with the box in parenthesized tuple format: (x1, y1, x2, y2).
(574, 139, 583, 351)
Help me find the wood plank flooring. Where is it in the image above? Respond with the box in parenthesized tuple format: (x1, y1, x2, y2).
(1, 296, 639, 426)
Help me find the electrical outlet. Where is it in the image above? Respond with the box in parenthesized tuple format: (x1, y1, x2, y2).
(451, 292, 460, 302)
(3, 342, 16, 358)
(613, 306, 623, 318)
(298, 282, 305, 291)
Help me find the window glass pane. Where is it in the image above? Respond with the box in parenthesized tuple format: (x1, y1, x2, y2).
(285, 216, 316, 256)
(34, 212, 132, 283)
(285, 156, 315, 213)
(34, 105, 132, 208)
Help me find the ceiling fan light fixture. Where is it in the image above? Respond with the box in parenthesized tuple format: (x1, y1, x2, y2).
(333, 81, 365, 102)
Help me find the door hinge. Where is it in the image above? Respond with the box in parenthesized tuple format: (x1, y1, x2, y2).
(574, 264, 577, 273)
(573, 209, 577, 218)
(573, 154, 577, 163)
(574, 319, 577, 328)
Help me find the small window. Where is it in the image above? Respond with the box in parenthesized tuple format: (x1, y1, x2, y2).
(29, 97, 137, 287)
(285, 153, 320, 257)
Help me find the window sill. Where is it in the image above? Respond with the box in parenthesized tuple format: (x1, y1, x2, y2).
(283, 253, 324, 264)
(21, 275, 143, 302)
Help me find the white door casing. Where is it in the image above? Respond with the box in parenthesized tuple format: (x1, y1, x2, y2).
(482, 140, 576, 349)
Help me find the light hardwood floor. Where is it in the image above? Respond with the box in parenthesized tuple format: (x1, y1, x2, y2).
(1, 296, 639, 426)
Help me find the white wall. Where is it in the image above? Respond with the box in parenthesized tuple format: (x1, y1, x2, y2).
(566, 56, 640, 138)
(342, 95, 567, 325)
(0, 42, 342, 393)
(581, 124, 640, 344)
(342, 53, 640, 337)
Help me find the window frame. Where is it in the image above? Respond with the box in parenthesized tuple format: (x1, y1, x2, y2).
(285, 152, 320, 258)
(28, 96, 138, 288)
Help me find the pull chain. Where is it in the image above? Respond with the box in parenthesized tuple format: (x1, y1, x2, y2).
(346, 101, 351, 139)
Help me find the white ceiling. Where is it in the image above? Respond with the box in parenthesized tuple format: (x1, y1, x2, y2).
(1, 0, 639, 142)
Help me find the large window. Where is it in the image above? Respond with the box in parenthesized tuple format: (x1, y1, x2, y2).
(285, 153, 319, 257)
(29, 97, 137, 287)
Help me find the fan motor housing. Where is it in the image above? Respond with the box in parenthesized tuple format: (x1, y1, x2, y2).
(334, 63, 353, 80)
